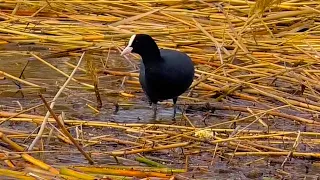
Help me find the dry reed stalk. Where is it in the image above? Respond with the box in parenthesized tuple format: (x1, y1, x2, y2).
(60, 168, 97, 180)
(226, 151, 320, 159)
(211, 132, 295, 144)
(30, 53, 94, 89)
(39, 94, 94, 164)
(72, 166, 170, 178)
(0, 132, 59, 174)
(28, 52, 86, 151)
(0, 100, 54, 125)
(0, 169, 36, 180)
(86, 56, 102, 108)
(281, 130, 301, 168)
(3, 113, 320, 136)
(0, 71, 40, 87)
(135, 156, 167, 168)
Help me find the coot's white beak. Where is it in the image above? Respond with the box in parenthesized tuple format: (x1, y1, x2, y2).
(120, 46, 133, 56)
(120, 34, 136, 56)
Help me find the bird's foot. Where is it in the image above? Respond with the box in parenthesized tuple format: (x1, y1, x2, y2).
(172, 103, 177, 121)
(152, 103, 157, 119)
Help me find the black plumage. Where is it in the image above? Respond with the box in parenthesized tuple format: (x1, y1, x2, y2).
(121, 34, 194, 119)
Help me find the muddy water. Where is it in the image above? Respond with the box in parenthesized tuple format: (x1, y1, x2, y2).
(0, 52, 177, 122)
(0, 52, 319, 179)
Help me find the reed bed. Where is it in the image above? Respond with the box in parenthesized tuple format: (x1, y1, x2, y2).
(1, 0, 320, 179)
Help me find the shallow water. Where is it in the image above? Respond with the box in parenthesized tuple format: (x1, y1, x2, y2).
(0, 52, 177, 122)
(0, 51, 319, 179)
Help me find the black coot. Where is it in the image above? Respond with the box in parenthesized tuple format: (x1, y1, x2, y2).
(121, 34, 194, 119)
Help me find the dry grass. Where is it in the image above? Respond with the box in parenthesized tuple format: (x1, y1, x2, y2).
(0, 0, 320, 179)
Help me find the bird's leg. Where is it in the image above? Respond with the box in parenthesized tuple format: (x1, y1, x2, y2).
(172, 97, 178, 120)
(152, 102, 157, 119)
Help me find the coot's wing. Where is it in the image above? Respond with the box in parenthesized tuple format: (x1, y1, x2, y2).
(145, 49, 194, 100)
(159, 49, 194, 84)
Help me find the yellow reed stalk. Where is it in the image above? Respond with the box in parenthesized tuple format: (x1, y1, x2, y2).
(0, 169, 36, 180)
(281, 130, 301, 168)
(21, 154, 59, 174)
(0, 27, 94, 45)
(74, 166, 186, 174)
(86, 104, 100, 113)
(0, 71, 40, 87)
(211, 132, 295, 144)
(60, 168, 96, 180)
(110, 8, 165, 27)
(4, 113, 320, 137)
(73, 166, 170, 178)
(0, 132, 59, 174)
(30, 53, 94, 89)
(226, 152, 320, 159)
